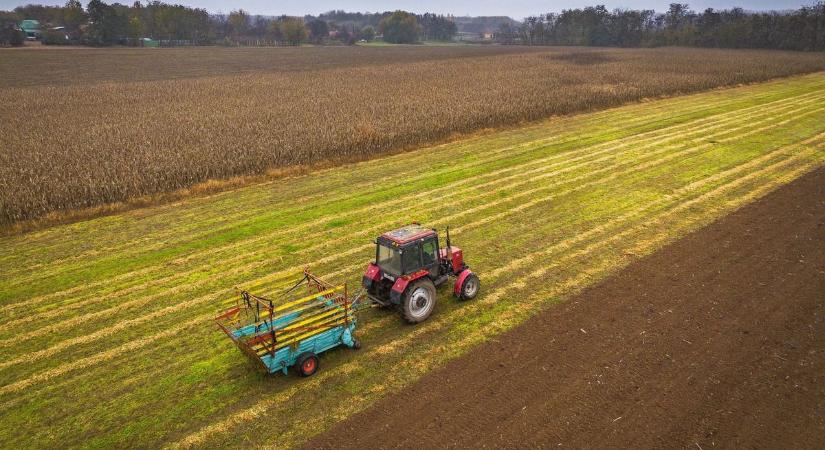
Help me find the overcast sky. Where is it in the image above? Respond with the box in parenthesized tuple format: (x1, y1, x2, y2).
(0, 0, 813, 19)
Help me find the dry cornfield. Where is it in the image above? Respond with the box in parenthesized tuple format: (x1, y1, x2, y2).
(1, 45, 825, 225)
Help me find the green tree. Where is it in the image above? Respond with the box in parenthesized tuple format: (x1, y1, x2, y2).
(63, 0, 85, 32)
(278, 17, 306, 45)
(379, 10, 420, 43)
(266, 18, 282, 41)
(86, 0, 126, 45)
(127, 15, 143, 40)
(228, 9, 248, 37)
(307, 19, 328, 43)
(360, 25, 375, 41)
(13, 4, 62, 25)
(419, 13, 456, 41)
(0, 11, 25, 46)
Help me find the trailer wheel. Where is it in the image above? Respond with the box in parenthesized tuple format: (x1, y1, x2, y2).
(296, 352, 319, 377)
(458, 273, 480, 300)
(400, 279, 436, 324)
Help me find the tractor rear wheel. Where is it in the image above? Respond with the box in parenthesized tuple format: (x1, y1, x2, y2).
(400, 279, 436, 324)
(295, 352, 319, 377)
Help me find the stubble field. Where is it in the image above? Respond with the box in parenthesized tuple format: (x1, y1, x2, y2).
(0, 71, 823, 448)
(2, 46, 825, 225)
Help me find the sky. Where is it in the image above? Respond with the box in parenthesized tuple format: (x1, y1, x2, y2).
(0, 0, 813, 19)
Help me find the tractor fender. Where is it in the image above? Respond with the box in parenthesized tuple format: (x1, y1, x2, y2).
(390, 270, 429, 305)
(454, 269, 474, 297)
(362, 263, 381, 290)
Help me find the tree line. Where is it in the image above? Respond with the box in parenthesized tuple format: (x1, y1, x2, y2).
(0, 2, 457, 46)
(499, 2, 825, 51)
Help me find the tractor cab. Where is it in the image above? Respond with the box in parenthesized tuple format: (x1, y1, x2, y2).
(375, 224, 442, 278)
(363, 223, 479, 324)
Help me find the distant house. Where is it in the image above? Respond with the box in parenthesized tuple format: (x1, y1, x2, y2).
(20, 19, 41, 40)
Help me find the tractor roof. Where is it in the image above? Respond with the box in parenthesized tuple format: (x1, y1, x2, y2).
(380, 224, 435, 245)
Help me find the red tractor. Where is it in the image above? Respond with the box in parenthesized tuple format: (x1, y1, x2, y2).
(362, 223, 480, 323)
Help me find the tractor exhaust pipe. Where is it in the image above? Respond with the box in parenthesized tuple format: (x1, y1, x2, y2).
(445, 226, 453, 261)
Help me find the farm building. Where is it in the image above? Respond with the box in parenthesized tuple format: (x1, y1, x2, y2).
(20, 19, 40, 40)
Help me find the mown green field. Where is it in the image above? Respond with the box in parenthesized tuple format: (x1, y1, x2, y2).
(1, 73, 824, 449)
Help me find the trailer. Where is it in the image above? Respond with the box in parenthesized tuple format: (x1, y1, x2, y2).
(215, 270, 362, 377)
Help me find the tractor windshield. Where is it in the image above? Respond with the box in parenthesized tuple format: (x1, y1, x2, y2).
(377, 244, 402, 276)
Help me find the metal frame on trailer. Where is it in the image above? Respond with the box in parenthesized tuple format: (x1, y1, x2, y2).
(215, 269, 362, 375)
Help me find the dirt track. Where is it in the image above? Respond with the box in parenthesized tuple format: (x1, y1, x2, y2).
(305, 168, 825, 449)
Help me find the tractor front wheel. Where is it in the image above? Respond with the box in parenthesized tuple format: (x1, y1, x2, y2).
(458, 273, 480, 300)
(400, 279, 436, 324)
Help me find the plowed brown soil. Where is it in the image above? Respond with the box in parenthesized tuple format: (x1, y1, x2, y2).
(305, 167, 825, 449)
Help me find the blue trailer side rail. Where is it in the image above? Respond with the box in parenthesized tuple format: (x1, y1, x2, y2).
(260, 322, 357, 374)
(216, 270, 361, 375)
